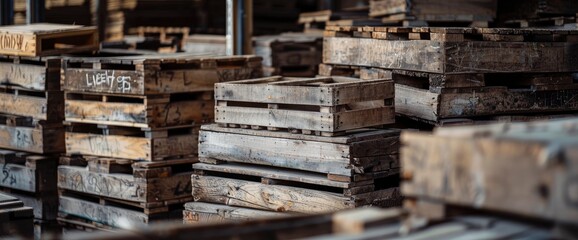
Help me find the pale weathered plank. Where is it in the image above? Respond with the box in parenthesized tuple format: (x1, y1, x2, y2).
(0, 91, 63, 122)
(0, 124, 64, 154)
(192, 175, 353, 214)
(58, 166, 192, 203)
(183, 202, 291, 224)
(59, 196, 150, 228)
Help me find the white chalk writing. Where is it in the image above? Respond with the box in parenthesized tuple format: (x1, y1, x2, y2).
(85, 71, 132, 93)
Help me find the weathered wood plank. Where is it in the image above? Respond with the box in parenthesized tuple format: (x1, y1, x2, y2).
(0, 91, 63, 122)
(65, 132, 197, 161)
(0, 58, 60, 91)
(322, 37, 578, 74)
(401, 129, 578, 224)
(183, 202, 292, 224)
(59, 196, 150, 228)
(192, 175, 353, 214)
(0, 124, 64, 154)
(58, 166, 192, 203)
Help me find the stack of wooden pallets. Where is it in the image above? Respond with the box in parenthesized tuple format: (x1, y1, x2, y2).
(321, 26, 578, 126)
(57, 53, 263, 231)
(184, 75, 402, 224)
(369, 0, 497, 27)
(298, 9, 381, 34)
(254, 33, 323, 77)
(498, 0, 578, 27)
(400, 117, 578, 237)
(0, 24, 99, 239)
(128, 26, 190, 52)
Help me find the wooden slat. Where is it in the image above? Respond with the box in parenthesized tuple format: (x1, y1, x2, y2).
(183, 202, 292, 224)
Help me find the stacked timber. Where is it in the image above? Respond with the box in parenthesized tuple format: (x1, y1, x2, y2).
(57, 53, 263, 230)
(400, 118, 578, 237)
(321, 26, 578, 126)
(0, 24, 98, 239)
(369, 0, 497, 27)
(0, 193, 34, 239)
(184, 76, 402, 224)
(253, 33, 323, 77)
(298, 9, 381, 34)
(90, 0, 138, 42)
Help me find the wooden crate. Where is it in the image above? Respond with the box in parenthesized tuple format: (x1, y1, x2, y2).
(369, 0, 497, 21)
(323, 26, 578, 74)
(62, 54, 263, 95)
(183, 202, 291, 224)
(214, 76, 395, 135)
(401, 118, 578, 225)
(192, 162, 402, 214)
(64, 123, 198, 161)
(0, 24, 98, 57)
(58, 191, 184, 229)
(0, 114, 64, 154)
(65, 91, 213, 128)
(0, 193, 34, 238)
(0, 55, 62, 92)
(58, 156, 195, 203)
(320, 64, 578, 124)
(200, 124, 400, 178)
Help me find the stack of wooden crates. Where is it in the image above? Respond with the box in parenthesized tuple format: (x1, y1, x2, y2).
(0, 24, 99, 238)
(183, 75, 403, 223)
(321, 26, 578, 126)
(57, 53, 262, 231)
(254, 33, 323, 77)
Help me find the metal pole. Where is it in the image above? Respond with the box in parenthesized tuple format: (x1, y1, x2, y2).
(226, 0, 252, 55)
(26, 0, 45, 23)
(0, 0, 15, 25)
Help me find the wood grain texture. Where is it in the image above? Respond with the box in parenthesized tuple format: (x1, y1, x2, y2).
(199, 126, 400, 176)
(0, 124, 64, 154)
(58, 166, 192, 203)
(183, 202, 291, 224)
(0, 57, 61, 91)
(322, 37, 578, 74)
(0, 91, 63, 122)
(401, 123, 578, 224)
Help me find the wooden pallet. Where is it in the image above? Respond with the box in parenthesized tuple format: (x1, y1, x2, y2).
(0, 150, 57, 194)
(0, 87, 63, 123)
(184, 34, 226, 55)
(65, 91, 213, 128)
(192, 163, 402, 214)
(320, 64, 578, 123)
(254, 33, 322, 77)
(58, 190, 185, 229)
(199, 124, 400, 178)
(183, 202, 293, 224)
(0, 114, 65, 154)
(263, 65, 318, 78)
(505, 16, 578, 29)
(128, 26, 190, 50)
(498, 0, 578, 20)
(64, 122, 198, 161)
(323, 26, 578, 74)
(215, 76, 395, 135)
(58, 155, 195, 204)
(0, 192, 34, 238)
(0, 55, 61, 92)
(0, 24, 98, 57)
(62, 54, 263, 95)
(58, 213, 116, 234)
(401, 118, 578, 225)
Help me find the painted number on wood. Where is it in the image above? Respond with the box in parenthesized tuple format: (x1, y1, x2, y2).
(0, 33, 25, 51)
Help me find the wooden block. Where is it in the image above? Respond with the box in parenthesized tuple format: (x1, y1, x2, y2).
(0, 23, 98, 57)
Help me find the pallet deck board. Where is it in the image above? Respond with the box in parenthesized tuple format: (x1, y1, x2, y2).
(0, 88, 63, 122)
(0, 119, 64, 154)
(0, 23, 98, 57)
(64, 91, 213, 128)
(0, 56, 61, 91)
(62, 54, 263, 95)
